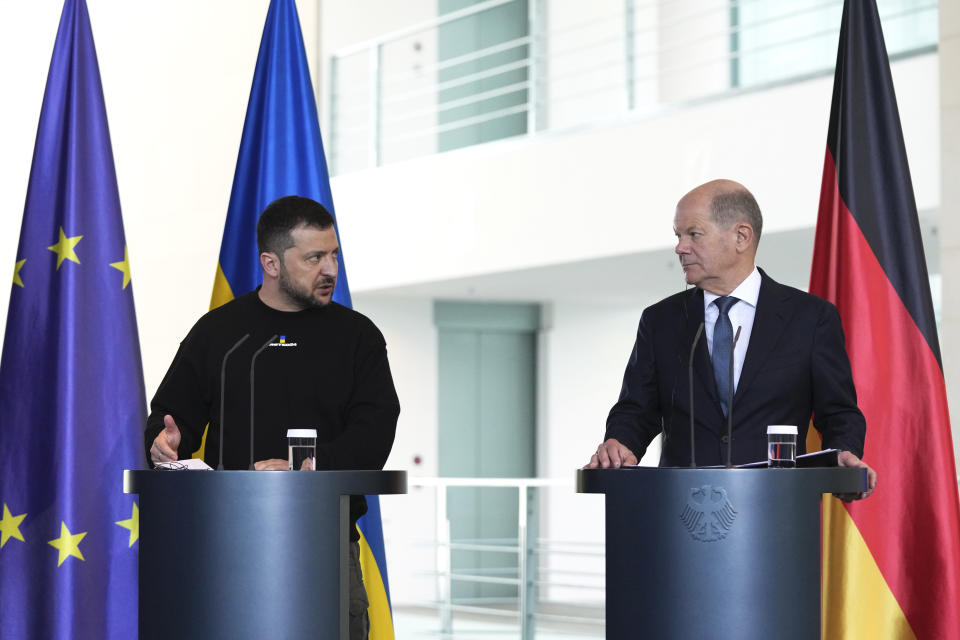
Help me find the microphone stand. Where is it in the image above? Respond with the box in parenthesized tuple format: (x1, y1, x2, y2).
(249, 335, 277, 470)
(218, 333, 250, 470)
(725, 326, 742, 469)
(689, 322, 705, 468)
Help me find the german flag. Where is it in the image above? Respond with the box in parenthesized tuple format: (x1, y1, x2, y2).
(810, 1, 960, 637)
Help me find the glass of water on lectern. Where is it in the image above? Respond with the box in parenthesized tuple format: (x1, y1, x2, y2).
(767, 425, 798, 468)
(287, 428, 317, 470)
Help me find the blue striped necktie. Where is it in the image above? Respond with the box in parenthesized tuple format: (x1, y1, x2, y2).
(712, 296, 740, 416)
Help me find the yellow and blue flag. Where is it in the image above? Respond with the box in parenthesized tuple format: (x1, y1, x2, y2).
(209, 1, 394, 635)
(0, 1, 146, 638)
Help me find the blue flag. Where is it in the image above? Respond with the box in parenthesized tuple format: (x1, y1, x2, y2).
(208, 0, 394, 635)
(0, 1, 146, 638)
(210, 0, 350, 308)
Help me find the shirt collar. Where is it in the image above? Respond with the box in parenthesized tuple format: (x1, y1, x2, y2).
(703, 266, 761, 309)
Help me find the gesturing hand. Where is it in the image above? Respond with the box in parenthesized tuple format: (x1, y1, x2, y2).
(150, 415, 181, 464)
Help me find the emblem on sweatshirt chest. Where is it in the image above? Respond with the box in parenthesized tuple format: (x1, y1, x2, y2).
(269, 335, 298, 348)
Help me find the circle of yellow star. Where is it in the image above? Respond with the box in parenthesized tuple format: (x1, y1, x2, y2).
(47, 227, 83, 270)
(12, 259, 26, 288)
(115, 502, 139, 547)
(0, 504, 27, 548)
(48, 522, 87, 566)
(109, 246, 132, 289)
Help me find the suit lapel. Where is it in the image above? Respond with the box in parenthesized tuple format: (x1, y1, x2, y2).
(735, 271, 791, 405)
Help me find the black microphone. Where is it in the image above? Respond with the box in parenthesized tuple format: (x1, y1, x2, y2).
(249, 334, 278, 470)
(688, 322, 705, 468)
(217, 333, 250, 470)
(725, 326, 743, 469)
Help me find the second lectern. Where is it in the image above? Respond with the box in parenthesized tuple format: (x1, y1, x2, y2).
(125, 470, 406, 640)
(578, 467, 865, 639)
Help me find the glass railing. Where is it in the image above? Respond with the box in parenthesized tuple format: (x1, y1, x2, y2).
(327, 0, 937, 175)
(388, 476, 605, 639)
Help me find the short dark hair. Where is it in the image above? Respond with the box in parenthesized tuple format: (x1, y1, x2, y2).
(256, 196, 335, 256)
(710, 189, 763, 242)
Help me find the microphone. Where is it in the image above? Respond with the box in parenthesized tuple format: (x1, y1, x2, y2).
(725, 326, 743, 468)
(249, 334, 278, 470)
(217, 333, 250, 470)
(688, 322, 705, 468)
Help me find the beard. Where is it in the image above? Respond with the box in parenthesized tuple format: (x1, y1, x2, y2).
(278, 265, 335, 309)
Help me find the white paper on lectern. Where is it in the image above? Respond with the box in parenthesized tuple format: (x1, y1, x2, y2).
(154, 459, 213, 470)
(623, 448, 841, 469)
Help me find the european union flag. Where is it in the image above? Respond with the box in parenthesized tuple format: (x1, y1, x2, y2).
(0, 1, 146, 638)
(207, 1, 395, 636)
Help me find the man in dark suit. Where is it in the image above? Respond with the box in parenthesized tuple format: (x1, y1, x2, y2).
(586, 179, 877, 499)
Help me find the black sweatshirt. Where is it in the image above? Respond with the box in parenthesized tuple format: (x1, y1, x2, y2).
(144, 289, 400, 538)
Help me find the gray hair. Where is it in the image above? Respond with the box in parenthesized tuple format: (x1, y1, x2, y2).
(711, 189, 763, 242)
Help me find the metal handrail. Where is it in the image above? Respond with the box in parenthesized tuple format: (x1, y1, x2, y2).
(545, 9, 624, 40)
(447, 572, 522, 586)
(376, 35, 533, 92)
(429, 602, 521, 618)
(327, 0, 937, 178)
(382, 57, 530, 107)
(399, 476, 601, 638)
(411, 476, 570, 488)
(442, 541, 522, 553)
(531, 611, 606, 625)
(380, 80, 529, 127)
(535, 539, 604, 548)
(542, 34, 627, 63)
(379, 103, 529, 146)
(332, 0, 519, 58)
(533, 580, 604, 590)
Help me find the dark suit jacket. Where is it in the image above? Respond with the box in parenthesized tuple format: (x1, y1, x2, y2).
(605, 269, 866, 466)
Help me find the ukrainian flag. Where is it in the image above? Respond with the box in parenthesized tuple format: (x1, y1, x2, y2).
(207, 0, 393, 636)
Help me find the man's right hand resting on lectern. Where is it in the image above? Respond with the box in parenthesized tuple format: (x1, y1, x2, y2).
(584, 438, 638, 469)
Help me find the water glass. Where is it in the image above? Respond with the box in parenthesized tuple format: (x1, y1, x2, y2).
(767, 425, 797, 468)
(287, 428, 317, 471)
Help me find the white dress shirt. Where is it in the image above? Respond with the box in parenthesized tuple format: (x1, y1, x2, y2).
(703, 266, 761, 392)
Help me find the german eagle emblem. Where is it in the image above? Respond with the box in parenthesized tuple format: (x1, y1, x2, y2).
(680, 485, 737, 542)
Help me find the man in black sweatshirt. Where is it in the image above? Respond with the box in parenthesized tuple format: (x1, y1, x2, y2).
(144, 195, 400, 639)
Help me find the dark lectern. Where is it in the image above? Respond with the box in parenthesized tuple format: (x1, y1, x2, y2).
(578, 467, 866, 639)
(124, 470, 406, 640)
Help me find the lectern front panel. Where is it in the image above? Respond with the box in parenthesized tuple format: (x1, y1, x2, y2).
(126, 470, 406, 640)
(578, 467, 866, 640)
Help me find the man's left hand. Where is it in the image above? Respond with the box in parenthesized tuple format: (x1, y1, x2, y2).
(253, 458, 289, 471)
(836, 450, 877, 501)
(252, 458, 315, 470)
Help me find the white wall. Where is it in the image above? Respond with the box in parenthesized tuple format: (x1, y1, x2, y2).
(352, 294, 438, 477)
(657, 0, 729, 101)
(539, 301, 653, 603)
(351, 293, 438, 604)
(941, 0, 960, 460)
(331, 54, 939, 294)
